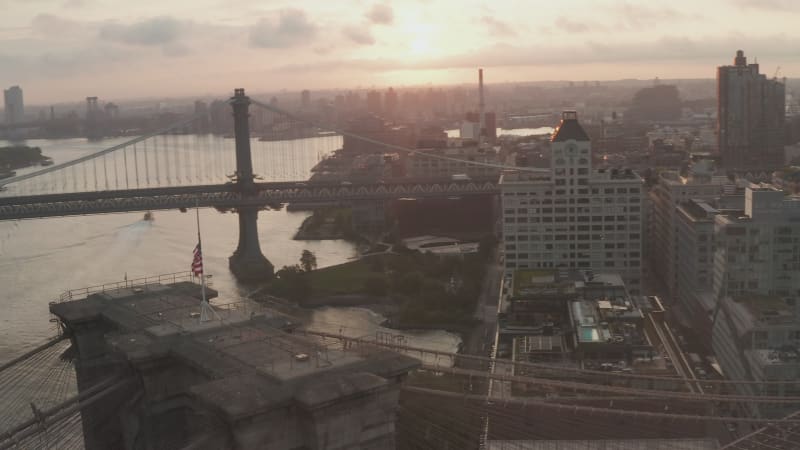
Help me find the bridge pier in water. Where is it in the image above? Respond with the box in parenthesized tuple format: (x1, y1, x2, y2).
(228, 88, 274, 281)
(230, 206, 274, 281)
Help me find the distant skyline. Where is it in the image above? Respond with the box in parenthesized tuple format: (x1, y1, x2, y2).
(1, 0, 799, 103)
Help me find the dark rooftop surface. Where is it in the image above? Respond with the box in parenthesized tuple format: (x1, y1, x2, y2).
(50, 281, 421, 420)
(551, 111, 590, 143)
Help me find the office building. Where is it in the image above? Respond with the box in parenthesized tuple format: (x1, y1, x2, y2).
(712, 185, 800, 298)
(648, 157, 736, 300)
(301, 89, 310, 109)
(710, 185, 800, 417)
(3, 85, 24, 124)
(717, 50, 785, 169)
(500, 111, 644, 293)
(674, 196, 743, 347)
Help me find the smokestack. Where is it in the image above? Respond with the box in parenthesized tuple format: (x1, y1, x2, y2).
(479, 68, 486, 143)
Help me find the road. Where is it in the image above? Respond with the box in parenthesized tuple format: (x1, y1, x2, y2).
(459, 249, 503, 366)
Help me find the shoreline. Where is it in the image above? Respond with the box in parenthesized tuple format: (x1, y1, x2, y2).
(250, 290, 470, 349)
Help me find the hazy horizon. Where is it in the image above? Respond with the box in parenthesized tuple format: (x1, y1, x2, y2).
(2, 0, 799, 103)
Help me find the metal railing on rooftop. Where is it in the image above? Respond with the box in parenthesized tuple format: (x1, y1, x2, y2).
(54, 271, 197, 303)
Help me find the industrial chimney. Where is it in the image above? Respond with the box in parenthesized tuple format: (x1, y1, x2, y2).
(479, 68, 486, 143)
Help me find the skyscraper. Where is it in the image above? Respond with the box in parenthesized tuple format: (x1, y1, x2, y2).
(384, 87, 398, 119)
(717, 50, 785, 169)
(366, 90, 382, 114)
(3, 86, 24, 124)
(301, 89, 311, 109)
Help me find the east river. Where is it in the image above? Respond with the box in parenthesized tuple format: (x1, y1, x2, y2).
(0, 134, 462, 361)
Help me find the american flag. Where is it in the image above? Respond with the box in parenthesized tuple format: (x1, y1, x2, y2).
(191, 242, 203, 276)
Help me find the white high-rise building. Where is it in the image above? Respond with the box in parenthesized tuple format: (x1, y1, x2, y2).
(499, 111, 644, 293)
(3, 86, 24, 125)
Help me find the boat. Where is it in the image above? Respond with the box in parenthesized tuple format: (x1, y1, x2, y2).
(40, 158, 54, 166)
(143, 211, 154, 221)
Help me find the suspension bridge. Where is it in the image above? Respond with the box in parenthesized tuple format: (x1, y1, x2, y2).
(0, 88, 501, 280)
(0, 276, 798, 449)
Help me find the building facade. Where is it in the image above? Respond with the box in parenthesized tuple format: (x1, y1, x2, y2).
(404, 143, 500, 179)
(710, 185, 800, 417)
(648, 158, 735, 300)
(500, 111, 644, 293)
(717, 50, 785, 169)
(674, 196, 743, 348)
(3, 85, 24, 125)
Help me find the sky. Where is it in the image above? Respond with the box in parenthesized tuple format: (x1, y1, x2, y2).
(1, 0, 799, 103)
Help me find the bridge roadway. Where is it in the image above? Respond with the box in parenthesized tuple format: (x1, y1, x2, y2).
(0, 178, 500, 220)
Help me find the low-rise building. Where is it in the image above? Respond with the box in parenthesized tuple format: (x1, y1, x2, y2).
(712, 293, 800, 418)
(503, 270, 665, 372)
(404, 142, 500, 179)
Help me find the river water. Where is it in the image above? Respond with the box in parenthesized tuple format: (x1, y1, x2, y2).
(446, 126, 554, 138)
(0, 135, 461, 361)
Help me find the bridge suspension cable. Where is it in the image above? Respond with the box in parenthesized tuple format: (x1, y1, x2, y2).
(250, 98, 550, 174)
(0, 112, 206, 188)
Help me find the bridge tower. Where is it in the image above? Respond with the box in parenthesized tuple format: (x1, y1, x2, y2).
(229, 88, 274, 281)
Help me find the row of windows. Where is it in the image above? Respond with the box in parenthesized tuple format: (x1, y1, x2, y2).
(505, 224, 639, 234)
(554, 168, 590, 176)
(505, 196, 641, 206)
(505, 238, 643, 250)
(505, 215, 641, 224)
(503, 187, 641, 196)
(504, 235, 641, 245)
(505, 244, 641, 257)
(504, 256, 641, 268)
(504, 206, 641, 215)
(505, 225, 642, 236)
(554, 178, 589, 186)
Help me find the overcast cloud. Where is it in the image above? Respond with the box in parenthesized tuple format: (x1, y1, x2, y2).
(0, 0, 797, 102)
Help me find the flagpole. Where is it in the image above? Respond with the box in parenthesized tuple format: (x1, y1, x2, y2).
(196, 203, 207, 302)
(196, 200, 212, 322)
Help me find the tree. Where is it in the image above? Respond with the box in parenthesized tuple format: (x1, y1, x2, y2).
(394, 271, 424, 295)
(364, 275, 388, 297)
(274, 265, 311, 302)
(300, 249, 317, 272)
